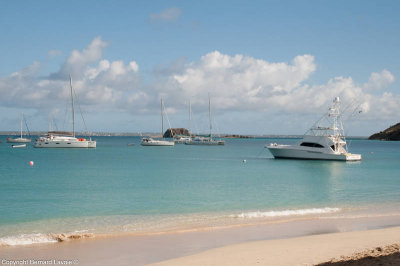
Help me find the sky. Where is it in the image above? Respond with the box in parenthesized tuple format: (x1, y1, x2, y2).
(0, 0, 399, 135)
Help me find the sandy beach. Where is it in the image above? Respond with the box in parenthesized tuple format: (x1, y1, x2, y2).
(1, 220, 400, 266)
(151, 226, 400, 266)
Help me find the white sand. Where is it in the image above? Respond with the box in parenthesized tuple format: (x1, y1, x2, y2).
(151, 226, 400, 266)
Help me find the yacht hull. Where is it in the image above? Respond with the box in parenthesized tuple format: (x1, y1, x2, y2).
(267, 145, 361, 161)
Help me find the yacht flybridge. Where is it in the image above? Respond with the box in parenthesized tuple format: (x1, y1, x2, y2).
(34, 76, 96, 148)
(266, 97, 361, 161)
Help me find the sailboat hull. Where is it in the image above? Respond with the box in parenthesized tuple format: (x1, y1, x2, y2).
(7, 138, 31, 143)
(34, 138, 96, 148)
(141, 140, 175, 146)
(185, 140, 225, 145)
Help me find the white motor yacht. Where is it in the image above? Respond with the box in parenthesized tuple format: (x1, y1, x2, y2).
(266, 97, 361, 161)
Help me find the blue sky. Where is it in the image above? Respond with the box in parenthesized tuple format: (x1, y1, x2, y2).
(1, 0, 399, 135)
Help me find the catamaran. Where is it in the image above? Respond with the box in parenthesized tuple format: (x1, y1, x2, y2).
(7, 113, 31, 143)
(34, 76, 96, 148)
(266, 97, 361, 161)
(185, 95, 225, 145)
(141, 98, 175, 146)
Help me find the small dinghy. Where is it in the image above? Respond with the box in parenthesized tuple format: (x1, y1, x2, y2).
(12, 144, 26, 148)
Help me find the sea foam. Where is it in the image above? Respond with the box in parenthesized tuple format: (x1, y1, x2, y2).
(0, 232, 93, 246)
(0, 233, 58, 246)
(232, 207, 341, 219)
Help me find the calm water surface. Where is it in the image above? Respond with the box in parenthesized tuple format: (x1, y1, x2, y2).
(1, 137, 399, 245)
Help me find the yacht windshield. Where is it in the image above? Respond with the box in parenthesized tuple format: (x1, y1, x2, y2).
(300, 142, 324, 148)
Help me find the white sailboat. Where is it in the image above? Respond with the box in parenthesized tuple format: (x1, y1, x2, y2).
(141, 98, 175, 146)
(185, 94, 225, 145)
(7, 113, 31, 143)
(174, 100, 193, 144)
(266, 97, 361, 161)
(34, 76, 96, 148)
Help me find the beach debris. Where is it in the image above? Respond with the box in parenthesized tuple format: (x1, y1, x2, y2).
(317, 243, 400, 265)
(29, 161, 34, 166)
(52, 233, 93, 242)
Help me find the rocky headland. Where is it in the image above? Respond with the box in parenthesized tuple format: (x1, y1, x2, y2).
(369, 123, 400, 141)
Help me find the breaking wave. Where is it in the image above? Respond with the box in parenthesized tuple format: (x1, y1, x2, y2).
(0, 232, 93, 246)
(232, 207, 341, 219)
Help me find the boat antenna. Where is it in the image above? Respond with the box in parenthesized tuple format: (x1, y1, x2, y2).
(69, 75, 75, 137)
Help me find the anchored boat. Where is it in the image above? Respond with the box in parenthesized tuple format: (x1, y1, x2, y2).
(141, 98, 175, 146)
(266, 97, 361, 161)
(185, 94, 225, 145)
(7, 113, 31, 143)
(34, 76, 96, 148)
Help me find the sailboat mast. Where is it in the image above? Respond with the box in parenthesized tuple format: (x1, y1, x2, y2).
(208, 94, 212, 140)
(161, 98, 164, 138)
(189, 100, 192, 137)
(20, 112, 23, 138)
(69, 75, 75, 137)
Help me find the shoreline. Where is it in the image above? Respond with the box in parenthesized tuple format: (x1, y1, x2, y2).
(1, 213, 400, 265)
(2, 204, 400, 247)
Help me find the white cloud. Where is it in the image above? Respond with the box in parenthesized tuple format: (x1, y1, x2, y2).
(364, 69, 395, 90)
(50, 36, 108, 80)
(0, 37, 144, 115)
(47, 50, 62, 57)
(158, 51, 316, 110)
(0, 38, 399, 134)
(154, 51, 399, 122)
(149, 7, 182, 23)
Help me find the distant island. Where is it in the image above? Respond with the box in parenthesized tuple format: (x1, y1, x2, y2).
(162, 128, 254, 138)
(0, 130, 367, 139)
(369, 123, 400, 141)
(163, 128, 191, 138)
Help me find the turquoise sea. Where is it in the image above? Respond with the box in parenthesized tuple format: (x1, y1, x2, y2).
(1, 137, 400, 245)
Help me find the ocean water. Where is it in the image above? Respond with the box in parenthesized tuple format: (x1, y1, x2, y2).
(1, 137, 400, 245)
